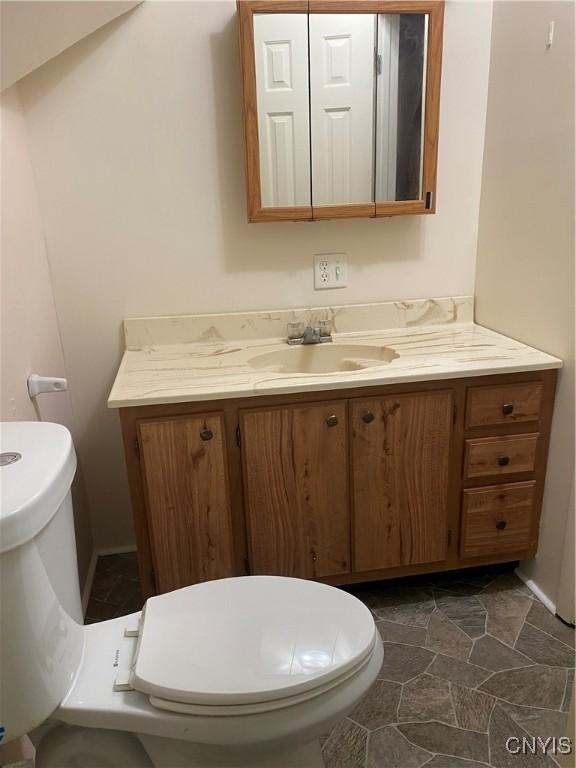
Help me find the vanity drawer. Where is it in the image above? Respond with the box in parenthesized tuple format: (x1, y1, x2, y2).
(461, 482, 534, 558)
(464, 433, 539, 480)
(466, 382, 543, 428)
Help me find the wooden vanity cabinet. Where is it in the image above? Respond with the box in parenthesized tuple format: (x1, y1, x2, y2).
(351, 391, 453, 572)
(120, 370, 557, 598)
(240, 402, 349, 578)
(137, 414, 235, 593)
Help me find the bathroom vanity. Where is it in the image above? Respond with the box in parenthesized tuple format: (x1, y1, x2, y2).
(108, 298, 561, 598)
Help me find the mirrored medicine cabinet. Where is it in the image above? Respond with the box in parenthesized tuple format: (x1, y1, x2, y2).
(237, 0, 444, 222)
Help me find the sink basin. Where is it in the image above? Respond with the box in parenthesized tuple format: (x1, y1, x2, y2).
(249, 344, 399, 375)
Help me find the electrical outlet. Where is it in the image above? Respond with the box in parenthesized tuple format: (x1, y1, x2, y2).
(314, 253, 348, 290)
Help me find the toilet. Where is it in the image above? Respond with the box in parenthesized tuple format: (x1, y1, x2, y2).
(0, 422, 383, 768)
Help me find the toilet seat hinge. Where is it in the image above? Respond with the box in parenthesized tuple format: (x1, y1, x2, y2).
(114, 670, 135, 692)
(124, 616, 141, 638)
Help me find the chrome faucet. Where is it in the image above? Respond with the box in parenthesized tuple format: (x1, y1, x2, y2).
(287, 322, 332, 345)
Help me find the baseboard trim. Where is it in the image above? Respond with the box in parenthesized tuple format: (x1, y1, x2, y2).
(81, 549, 98, 615)
(96, 544, 137, 556)
(515, 568, 556, 614)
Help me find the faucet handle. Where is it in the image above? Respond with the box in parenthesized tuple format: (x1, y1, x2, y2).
(318, 319, 332, 338)
(287, 321, 304, 340)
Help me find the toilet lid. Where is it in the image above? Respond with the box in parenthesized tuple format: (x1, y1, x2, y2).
(131, 576, 376, 707)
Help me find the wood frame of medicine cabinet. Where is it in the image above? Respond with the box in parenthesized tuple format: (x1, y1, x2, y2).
(237, 0, 444, 223)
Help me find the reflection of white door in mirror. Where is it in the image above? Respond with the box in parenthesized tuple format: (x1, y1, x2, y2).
(254, 14, 311, 208)
(376, 14, 428, 203)
(376, 14, 399, 202)
(309, 14, 375, 207)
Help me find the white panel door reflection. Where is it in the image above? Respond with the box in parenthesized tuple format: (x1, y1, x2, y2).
(254, 14, 311, 208)
(309, 14, 376, 206)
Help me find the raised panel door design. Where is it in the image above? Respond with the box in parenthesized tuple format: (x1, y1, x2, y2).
(254, 13, 311, 207)
(139, 415, 234, 593)
(309, 14, 375, 205)
(351, 391, 452, 572)
(241, 402, 349, 578)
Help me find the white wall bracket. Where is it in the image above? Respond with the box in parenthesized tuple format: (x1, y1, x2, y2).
(27, 374, 68, 398)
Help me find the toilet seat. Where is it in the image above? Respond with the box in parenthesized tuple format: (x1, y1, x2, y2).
(130, 576, 377, 715)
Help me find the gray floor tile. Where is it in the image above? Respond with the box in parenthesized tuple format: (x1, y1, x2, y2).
(515, 623, 575, 668)
(322, 718, 367, 768)
(562, 670, 574, 712)
(397, 722, 489, 763)
(478, 590, 532, 647)
(423, 758, 491, 768)
(366, 587, 437, 627)
(469, 635, 533, 672)
(398, 673, 457, 725)
(378, 642, 436, 683)
(367, 726, 431, 768)
(434, 584, 487, 596)
(377, 619, 428, 646)
(88, 569, 122, 601)
(482, 573, 533, 598)
(349, 679, 402, 730)
(489, 705, 558, 767)
(427, 609, 473, 661)
(525, 601, 575, 649)
(497, 701, 568, 741)
(434, 592, 487, 639)
(479, 665, 567, 709)
(427, 654, 492, 689)
(451, 685, 495, 732)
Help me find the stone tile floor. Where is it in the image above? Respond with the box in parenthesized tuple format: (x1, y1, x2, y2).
(86, 557, 574, 767)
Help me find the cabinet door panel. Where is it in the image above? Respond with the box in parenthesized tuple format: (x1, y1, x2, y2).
(351, 391, 452, 571)
(242, 402, 349, 578)
(139, 415, 234, 593)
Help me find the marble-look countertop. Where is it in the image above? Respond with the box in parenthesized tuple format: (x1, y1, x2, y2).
(108, 297, 561, 408)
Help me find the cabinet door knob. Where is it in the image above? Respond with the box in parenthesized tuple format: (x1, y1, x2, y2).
(326, 415, 339, 427)
(502, 403, 514, 416)
(498, 455, 510, 467)
(496, 520, 507, 530)
(200, 428, 213, 441)
(362, 411, 375, 424)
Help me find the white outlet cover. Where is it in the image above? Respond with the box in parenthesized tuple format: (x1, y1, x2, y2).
(314, 253, 348, 290)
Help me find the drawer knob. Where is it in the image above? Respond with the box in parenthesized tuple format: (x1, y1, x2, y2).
(326, 415, 339, 427)
(502, 403, 514, 416)
(200, 428, 213, 441)
(498, 455, 510, 467)
(362, 412, 375, 424)
(496, 520, 507, 530)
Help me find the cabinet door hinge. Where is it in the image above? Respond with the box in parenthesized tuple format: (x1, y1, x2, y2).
(134, 436, 141, 461)
(453, 403, 457, 425)
(236, 424, 241, 448)
(447, 529, 452, 547)
(244, 556, 250, 575)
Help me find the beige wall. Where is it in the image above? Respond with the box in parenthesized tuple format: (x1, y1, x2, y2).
(1, 85, 94, 589)
(475, 1, 575, 606)
(1, 1, 141, 91)
(17, 0, 493, 549)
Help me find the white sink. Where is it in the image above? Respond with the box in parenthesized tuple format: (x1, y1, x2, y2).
(248, 344, 399, 375)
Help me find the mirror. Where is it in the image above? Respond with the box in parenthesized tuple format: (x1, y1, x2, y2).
(238, 2, 443, 221)
(376, 14, 427, 202)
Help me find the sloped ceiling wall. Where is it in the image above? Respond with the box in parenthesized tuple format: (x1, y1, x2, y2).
(1, 0, 141, 91)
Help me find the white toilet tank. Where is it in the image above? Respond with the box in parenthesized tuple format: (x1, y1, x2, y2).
(0, 422, 84, 744)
